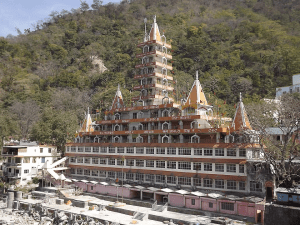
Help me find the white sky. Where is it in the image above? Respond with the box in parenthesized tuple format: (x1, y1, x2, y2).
(0, 0, 121, 37)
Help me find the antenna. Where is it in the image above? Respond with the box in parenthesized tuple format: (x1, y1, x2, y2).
(240, 92, 242, 102)
(196, 71, 199, 80)
(144, 18, 147, 42)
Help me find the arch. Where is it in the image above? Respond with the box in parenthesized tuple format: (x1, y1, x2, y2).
(162, 45, 167, 53)
(142, 56, 149, 64)
(162, 96, 170, 104)
(162, 122, 169, 130)
(137, 99, 144, 106)
(162, 57, 167, 65)
(162, 109, 170, 117)
(191, 134, 200, 143)
(114, 113, 120, 120)
(140, 89, 147, 97)
(94, 136, 100, 143)
(191, 121, 198, 129)
(141, 77, 147, 85)
(114, 124, 120, 131)
(161, 35, 166, 43)
(136, 135, 143, 143)
(113, 136, 120, 143)
(143, 67, 148, 74)
(162, 78, 168, 86)
(94, 125, 100, 131)
(143, 45, 149, 53)
(162, 135, 170, 143)
(161, 67, 167, 75)
(138, 123, 144, 130)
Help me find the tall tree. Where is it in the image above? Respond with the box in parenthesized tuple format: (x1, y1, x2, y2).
(91, 0, 103, 10)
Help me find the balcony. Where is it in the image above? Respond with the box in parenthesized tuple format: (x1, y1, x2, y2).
(135, 61, 173, 71)
(136, 50, 172, 59)
(4, 172, 21, 178)
(134, 72, 173, 80)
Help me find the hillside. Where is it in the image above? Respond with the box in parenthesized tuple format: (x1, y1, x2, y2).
(0, 0, 300, 149)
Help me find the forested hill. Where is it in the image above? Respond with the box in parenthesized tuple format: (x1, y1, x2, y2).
(0, 0, 300, 149)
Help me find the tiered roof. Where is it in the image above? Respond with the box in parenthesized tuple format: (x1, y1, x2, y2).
(232, 93, 252, 131)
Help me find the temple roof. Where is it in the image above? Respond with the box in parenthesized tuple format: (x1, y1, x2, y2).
(183, 71, 208, 108)
(111, 84, 124, 110)
(149, 15, 161, 42)
(79, 108, 94, 133)
(232, 93, 252, 131)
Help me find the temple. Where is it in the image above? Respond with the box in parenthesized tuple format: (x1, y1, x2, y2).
(64, 16, 270, 222)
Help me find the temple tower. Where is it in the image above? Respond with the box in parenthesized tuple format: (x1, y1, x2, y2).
(133, 15, 174, 106)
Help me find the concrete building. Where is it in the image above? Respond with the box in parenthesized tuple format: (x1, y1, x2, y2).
(1, 142, 59, 185)
(276, 74, 300, 99)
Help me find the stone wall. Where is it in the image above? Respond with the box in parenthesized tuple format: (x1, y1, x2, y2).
(265, 203, 300, 225)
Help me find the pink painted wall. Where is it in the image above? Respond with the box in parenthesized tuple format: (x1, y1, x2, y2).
(237, 202, 256, 217)
(169, 194, 185, 208)
(185, 196, 200, 209)
(218, 199, 236, 215)
(201, 198, 217, 212)
(76, 182, 87, 191)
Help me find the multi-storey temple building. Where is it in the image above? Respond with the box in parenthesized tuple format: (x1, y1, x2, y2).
(65, 16, 271, 201)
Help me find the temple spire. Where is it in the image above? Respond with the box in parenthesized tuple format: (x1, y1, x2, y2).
(232, 93, 252, 131)
(149, 15, 161, 41)
(111, 84, 124, 110)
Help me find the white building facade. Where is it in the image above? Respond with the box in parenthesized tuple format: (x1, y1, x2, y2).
(276, 74, 300, 99)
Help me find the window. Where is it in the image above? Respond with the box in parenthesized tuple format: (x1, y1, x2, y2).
(48, 148, 52, 153)
(77, 169, 83, 175)
(136, 160, 144, 167)
(77, 158, 83, 163)
(191, 199, 195, 205)
(215, 164, 224, 172)
(250, 181, 262, 192)
(227, 164, 236, 173)
(194, 148, 202, 156)
(146, 160, 154, 167)
(133, 113, 137, 119)
(239, 164, 245, 173)
(92, 170, 98, 176)
(126, 173, 134, 180)
(71, 168, 76, 174)
(204, 163, 212, 171)
(204, 148, 213, 156)
(178, 148, 191, 155)
(136, 147, 144, 154)
(239, 181, 246, 191)
(84, 158, 91, 164)
(126, 159, 134, 166)
(178, 177, 191, 185)
(126, 147, 134, 154)
(221, 202, 234, 211)
(99, 171, 106, 177)
(227, 180, 236, 190)
(167, 147, 176, 155)
(70, 157, 76, 163)
(24, 169, 29, 174)
(178, 162, 191, 170)
(156, 161, 165, 168)
(92, 158, 98, 164)
(193, 162, 201, 171)
(156, 175, 165, 183)
(93, 147, 100, 153)
(215, 148, 224, 156)
(117, 147, 124, 153)
(204, 179, 213, 187)
(136, 173, 144, 181)
(99, 158, 106, 165)
(85, 147, 92, 152)
(91, 186, 94, 190)
(215, 179, 224, 189)
(145, 174, 155, 182)
(84, 169, 90, 175)
(108, 159, 115, 165)
(108, 171, 115, 179)
(41, 157, 45, 163)
(78, 147, 84, 152)
(32, 157, 37, 163)
(209, 202, 213, 208)
(193, 178, 201, 186)
(227, 148, 236, 156)
(71, 147, 76, 152)
(24, 158, 30, 163)
(66, 146, 70, 152)
(100, 147, 107, 153)
(156, 147, 165, 154)
(239, 149, 246, 157)
(167, 161, 176, 169)
(40, 148, 43, 153)
(117, 159, 124, 166)
(116, 172, 123, 179)
(109, 147, 115, 153)
(167, 176, 176, 184)
(146, 148, 154, 154)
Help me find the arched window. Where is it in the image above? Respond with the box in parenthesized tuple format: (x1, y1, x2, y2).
(162, 135, 170, 143)
(161, 35, 166, 43)
(191, 134, 200, 143)
(94, 136, 100, 143)
(114, 136, 120, 143)
(161, 67, 167, 75)
(142, 56, 148, 64)
(141, 77, 147, 85)
(136, 135, 143, 143)
(162, 109, 169, 117)
(138, 123, 143, 130)
(143, 45, 149, 53)
(162, 45, 167, 53)
(140, 89, 147, 97)
(162, 122, 169, 130)
(162, 78, 168, 86)
(114, 113, 120, 120)
(162, 57, 167, 65)
(191, 121, 198, 129)
(162, 96, 170, 104)
(114, 124, 120, 131)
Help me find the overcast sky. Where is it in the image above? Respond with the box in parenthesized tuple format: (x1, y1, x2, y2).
(0, 0, 121, 37)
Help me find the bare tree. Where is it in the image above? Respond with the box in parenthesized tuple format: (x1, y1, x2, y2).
(10, 100, 40, 140)
(246, 94, 300, 188)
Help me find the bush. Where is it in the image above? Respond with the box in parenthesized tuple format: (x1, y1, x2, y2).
(32, 177, 40, 184)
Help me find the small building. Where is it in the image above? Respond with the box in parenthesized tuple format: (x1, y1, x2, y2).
(276, 74, 300, 99)
(1, 142, 59, 185)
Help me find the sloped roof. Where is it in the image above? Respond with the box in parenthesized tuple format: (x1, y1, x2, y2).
(79, 108, 94, 133)
(232, 93, 252, 131)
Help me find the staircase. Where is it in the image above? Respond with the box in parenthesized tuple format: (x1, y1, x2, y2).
(152, 201, 168, 212)
(133, 211, 148, 221)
